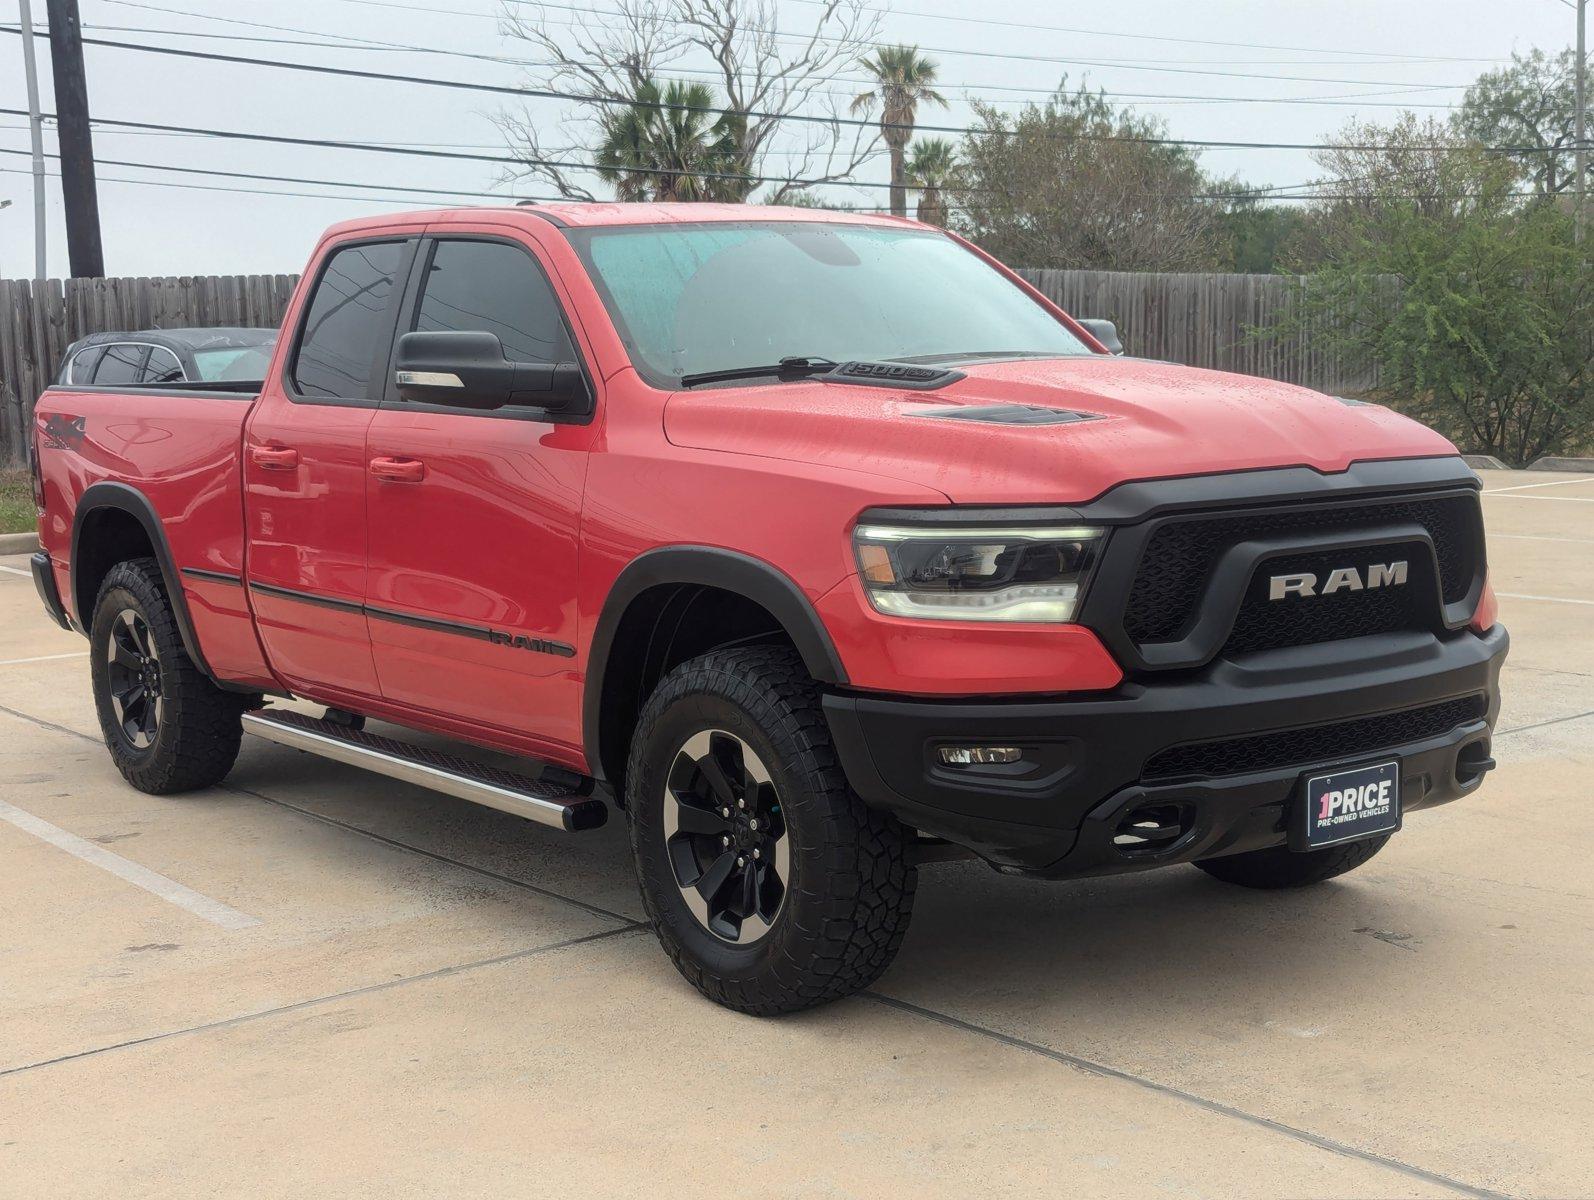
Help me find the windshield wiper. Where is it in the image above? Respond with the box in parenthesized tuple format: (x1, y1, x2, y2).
(678, 356, 837, 389)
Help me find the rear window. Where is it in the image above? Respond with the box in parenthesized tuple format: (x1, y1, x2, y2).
(94, 344, 147, 385)
(193, 345, 274, 382)
(66, 345, 104, 384)
(144, 346, 184, 383)
(292, 241, 405, 400)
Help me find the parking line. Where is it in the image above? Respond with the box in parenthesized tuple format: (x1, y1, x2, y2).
(0, 651, 88, 666)
(1483, 475, 1594, 493)
(1483, 493, 1594, 504)
(0, 564, 33, 577)
(1496, 592, 1594, 607)
(1492, 532, 1594, 545)
(0, 798, 261, 930)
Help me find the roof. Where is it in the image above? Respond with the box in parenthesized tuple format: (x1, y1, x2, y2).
(73, 327, 276, 352)
(320, 203, 919, 238)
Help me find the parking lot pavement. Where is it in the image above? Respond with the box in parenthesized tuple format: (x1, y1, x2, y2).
(1, 469, 1591, 1199)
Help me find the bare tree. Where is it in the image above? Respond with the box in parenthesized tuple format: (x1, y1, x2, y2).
(494, 0, 884, 202)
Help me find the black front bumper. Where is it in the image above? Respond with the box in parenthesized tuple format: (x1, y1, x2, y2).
(824, 626, 1508, 878)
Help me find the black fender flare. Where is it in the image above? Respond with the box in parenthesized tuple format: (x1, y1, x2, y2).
(582, 546, 849, 784)
(70, 481, 225, 685)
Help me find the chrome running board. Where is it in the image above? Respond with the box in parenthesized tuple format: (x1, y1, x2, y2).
(242, 708, 606, 832)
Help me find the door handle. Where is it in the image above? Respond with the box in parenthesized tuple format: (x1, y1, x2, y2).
(369, 456, 426, 483)
(249, 445, 299, 471)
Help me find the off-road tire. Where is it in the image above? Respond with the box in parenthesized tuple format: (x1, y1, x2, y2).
(1194, 834, 1391, 889)
(89, 557, 249, 794)
(626, 646, 917, 1016)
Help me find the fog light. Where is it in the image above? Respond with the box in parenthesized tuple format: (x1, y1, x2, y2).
(938, 746, 1023, 765)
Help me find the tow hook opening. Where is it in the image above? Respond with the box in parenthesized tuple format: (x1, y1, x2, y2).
(1113, 802, 1196, 857)
(1455, 740, 1497, 788)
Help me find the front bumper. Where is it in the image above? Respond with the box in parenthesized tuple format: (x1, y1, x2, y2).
(824, 626, 1508, 878)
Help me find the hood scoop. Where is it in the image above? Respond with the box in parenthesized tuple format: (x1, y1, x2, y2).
(821, 361, 965, 390)
(908, 403, 1103, 426)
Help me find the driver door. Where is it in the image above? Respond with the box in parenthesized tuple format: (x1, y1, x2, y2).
(362, 231, 599, 759)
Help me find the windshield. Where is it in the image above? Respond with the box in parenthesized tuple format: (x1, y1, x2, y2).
(567, 222, 1092, 386)
(191, 344, 275, 382)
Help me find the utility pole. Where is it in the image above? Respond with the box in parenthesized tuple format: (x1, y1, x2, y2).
(1578, 0, 1587, 245)
(17, 0, 48, 279)
(45, 0, 104, 277)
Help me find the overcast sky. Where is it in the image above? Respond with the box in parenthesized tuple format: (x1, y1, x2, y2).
(0, 0, 1579, 279)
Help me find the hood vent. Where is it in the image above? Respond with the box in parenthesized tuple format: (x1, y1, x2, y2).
(821, 361, 965, 390)
(909, 404, 1102, 426)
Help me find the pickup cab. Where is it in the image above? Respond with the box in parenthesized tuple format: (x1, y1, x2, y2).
(29, 204, 1508, 1015)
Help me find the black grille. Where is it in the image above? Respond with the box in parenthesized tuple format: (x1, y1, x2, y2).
(1123, 494, 1480, 644)
(1222, 546, 1432, 656)
(1141, 694, 1487, 782)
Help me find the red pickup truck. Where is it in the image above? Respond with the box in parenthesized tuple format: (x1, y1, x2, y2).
(29, 204, 1507, 1014)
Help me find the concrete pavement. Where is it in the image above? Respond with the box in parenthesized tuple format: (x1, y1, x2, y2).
(1, 470, 1591, 1198)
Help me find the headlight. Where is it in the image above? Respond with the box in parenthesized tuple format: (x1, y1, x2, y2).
(852, 523, 1104, 622)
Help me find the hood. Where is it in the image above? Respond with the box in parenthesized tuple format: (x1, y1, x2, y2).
(662, 356, 1458, 505)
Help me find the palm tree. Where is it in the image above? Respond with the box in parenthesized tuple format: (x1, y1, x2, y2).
(851, 46, 947, 219)
(906, 138, 957, 226)
(596, 79, 750, 202)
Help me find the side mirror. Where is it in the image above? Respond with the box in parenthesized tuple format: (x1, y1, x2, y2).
(394, 330, 590, 413)
(1076, 318, 1124, 356)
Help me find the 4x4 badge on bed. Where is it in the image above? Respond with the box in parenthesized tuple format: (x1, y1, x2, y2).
(1268, 560, 1409, 600)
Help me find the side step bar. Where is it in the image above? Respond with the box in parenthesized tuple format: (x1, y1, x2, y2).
(242, 709, 607, 832)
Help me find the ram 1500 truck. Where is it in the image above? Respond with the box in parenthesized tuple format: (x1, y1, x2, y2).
(29, 204, 1507, 1015)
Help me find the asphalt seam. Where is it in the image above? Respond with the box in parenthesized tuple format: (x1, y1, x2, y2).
(0, 700, 641, 927)
(862, 992, 1511, 1200)
(0, 924, 650, 1081)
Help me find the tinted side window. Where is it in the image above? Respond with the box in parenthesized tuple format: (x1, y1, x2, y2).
(94, 344, 147, 385)
(414, 240, 575, 364)
(293, 241, 404, 400)
(143, 347, 184, 383)
(67, 346, 105, 384)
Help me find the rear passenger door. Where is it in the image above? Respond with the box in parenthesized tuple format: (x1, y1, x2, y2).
(243, 235, 417, 701)
(362, 232, 597, 756)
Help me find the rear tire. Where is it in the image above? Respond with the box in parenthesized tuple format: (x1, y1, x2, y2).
(1194, 835, 1391, 889)
(626, 646, 917, 1016)
(89, 557, 250, 794)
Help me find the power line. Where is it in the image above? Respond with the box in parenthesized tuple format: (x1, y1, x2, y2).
(0, 29, 1545, 154)
(82, 8, 1470, 112)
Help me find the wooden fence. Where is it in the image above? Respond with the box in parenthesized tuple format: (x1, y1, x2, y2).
(1017, 269, 1382, 396)
(0, 274, 298, 465)
(0, 268, 1378, 465)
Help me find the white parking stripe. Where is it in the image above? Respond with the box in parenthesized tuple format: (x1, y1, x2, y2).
(1483, 493, 1594, 504)
(0, 564, 33, 577)
(0, 652, 88, 666)
(1496, 592, 1594, 607)
(0, 798, 261, 930)
(1483, 475, 1594, 493)
(1492, 532, 1594, 545)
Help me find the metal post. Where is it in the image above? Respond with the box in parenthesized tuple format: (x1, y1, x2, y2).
(17, 0, 48, 279)
(1578, 0, 1587, 244)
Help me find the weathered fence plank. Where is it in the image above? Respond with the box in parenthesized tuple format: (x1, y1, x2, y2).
(0, 273, 300, 464)
(0, 268, 1382, 465)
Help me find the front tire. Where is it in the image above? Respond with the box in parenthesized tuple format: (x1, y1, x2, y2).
(89, 557, 249, 794)
(626, 646, 916, 1016)
(1194, 835, 1391, 889)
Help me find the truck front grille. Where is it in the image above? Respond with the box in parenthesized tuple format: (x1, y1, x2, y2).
(1123, 493, 1480, 646)
(1140, 694, 1487, 782)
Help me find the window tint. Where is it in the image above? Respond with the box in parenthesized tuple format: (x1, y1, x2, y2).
(293, 240, 404, 399)
(414, 240, 575, 364)
(67, 345, 104, 384)
(94, 344, 147, 385)
(143, 347, 184, 383)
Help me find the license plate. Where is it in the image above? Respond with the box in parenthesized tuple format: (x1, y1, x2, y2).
(1300, 761, 1401, 850)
